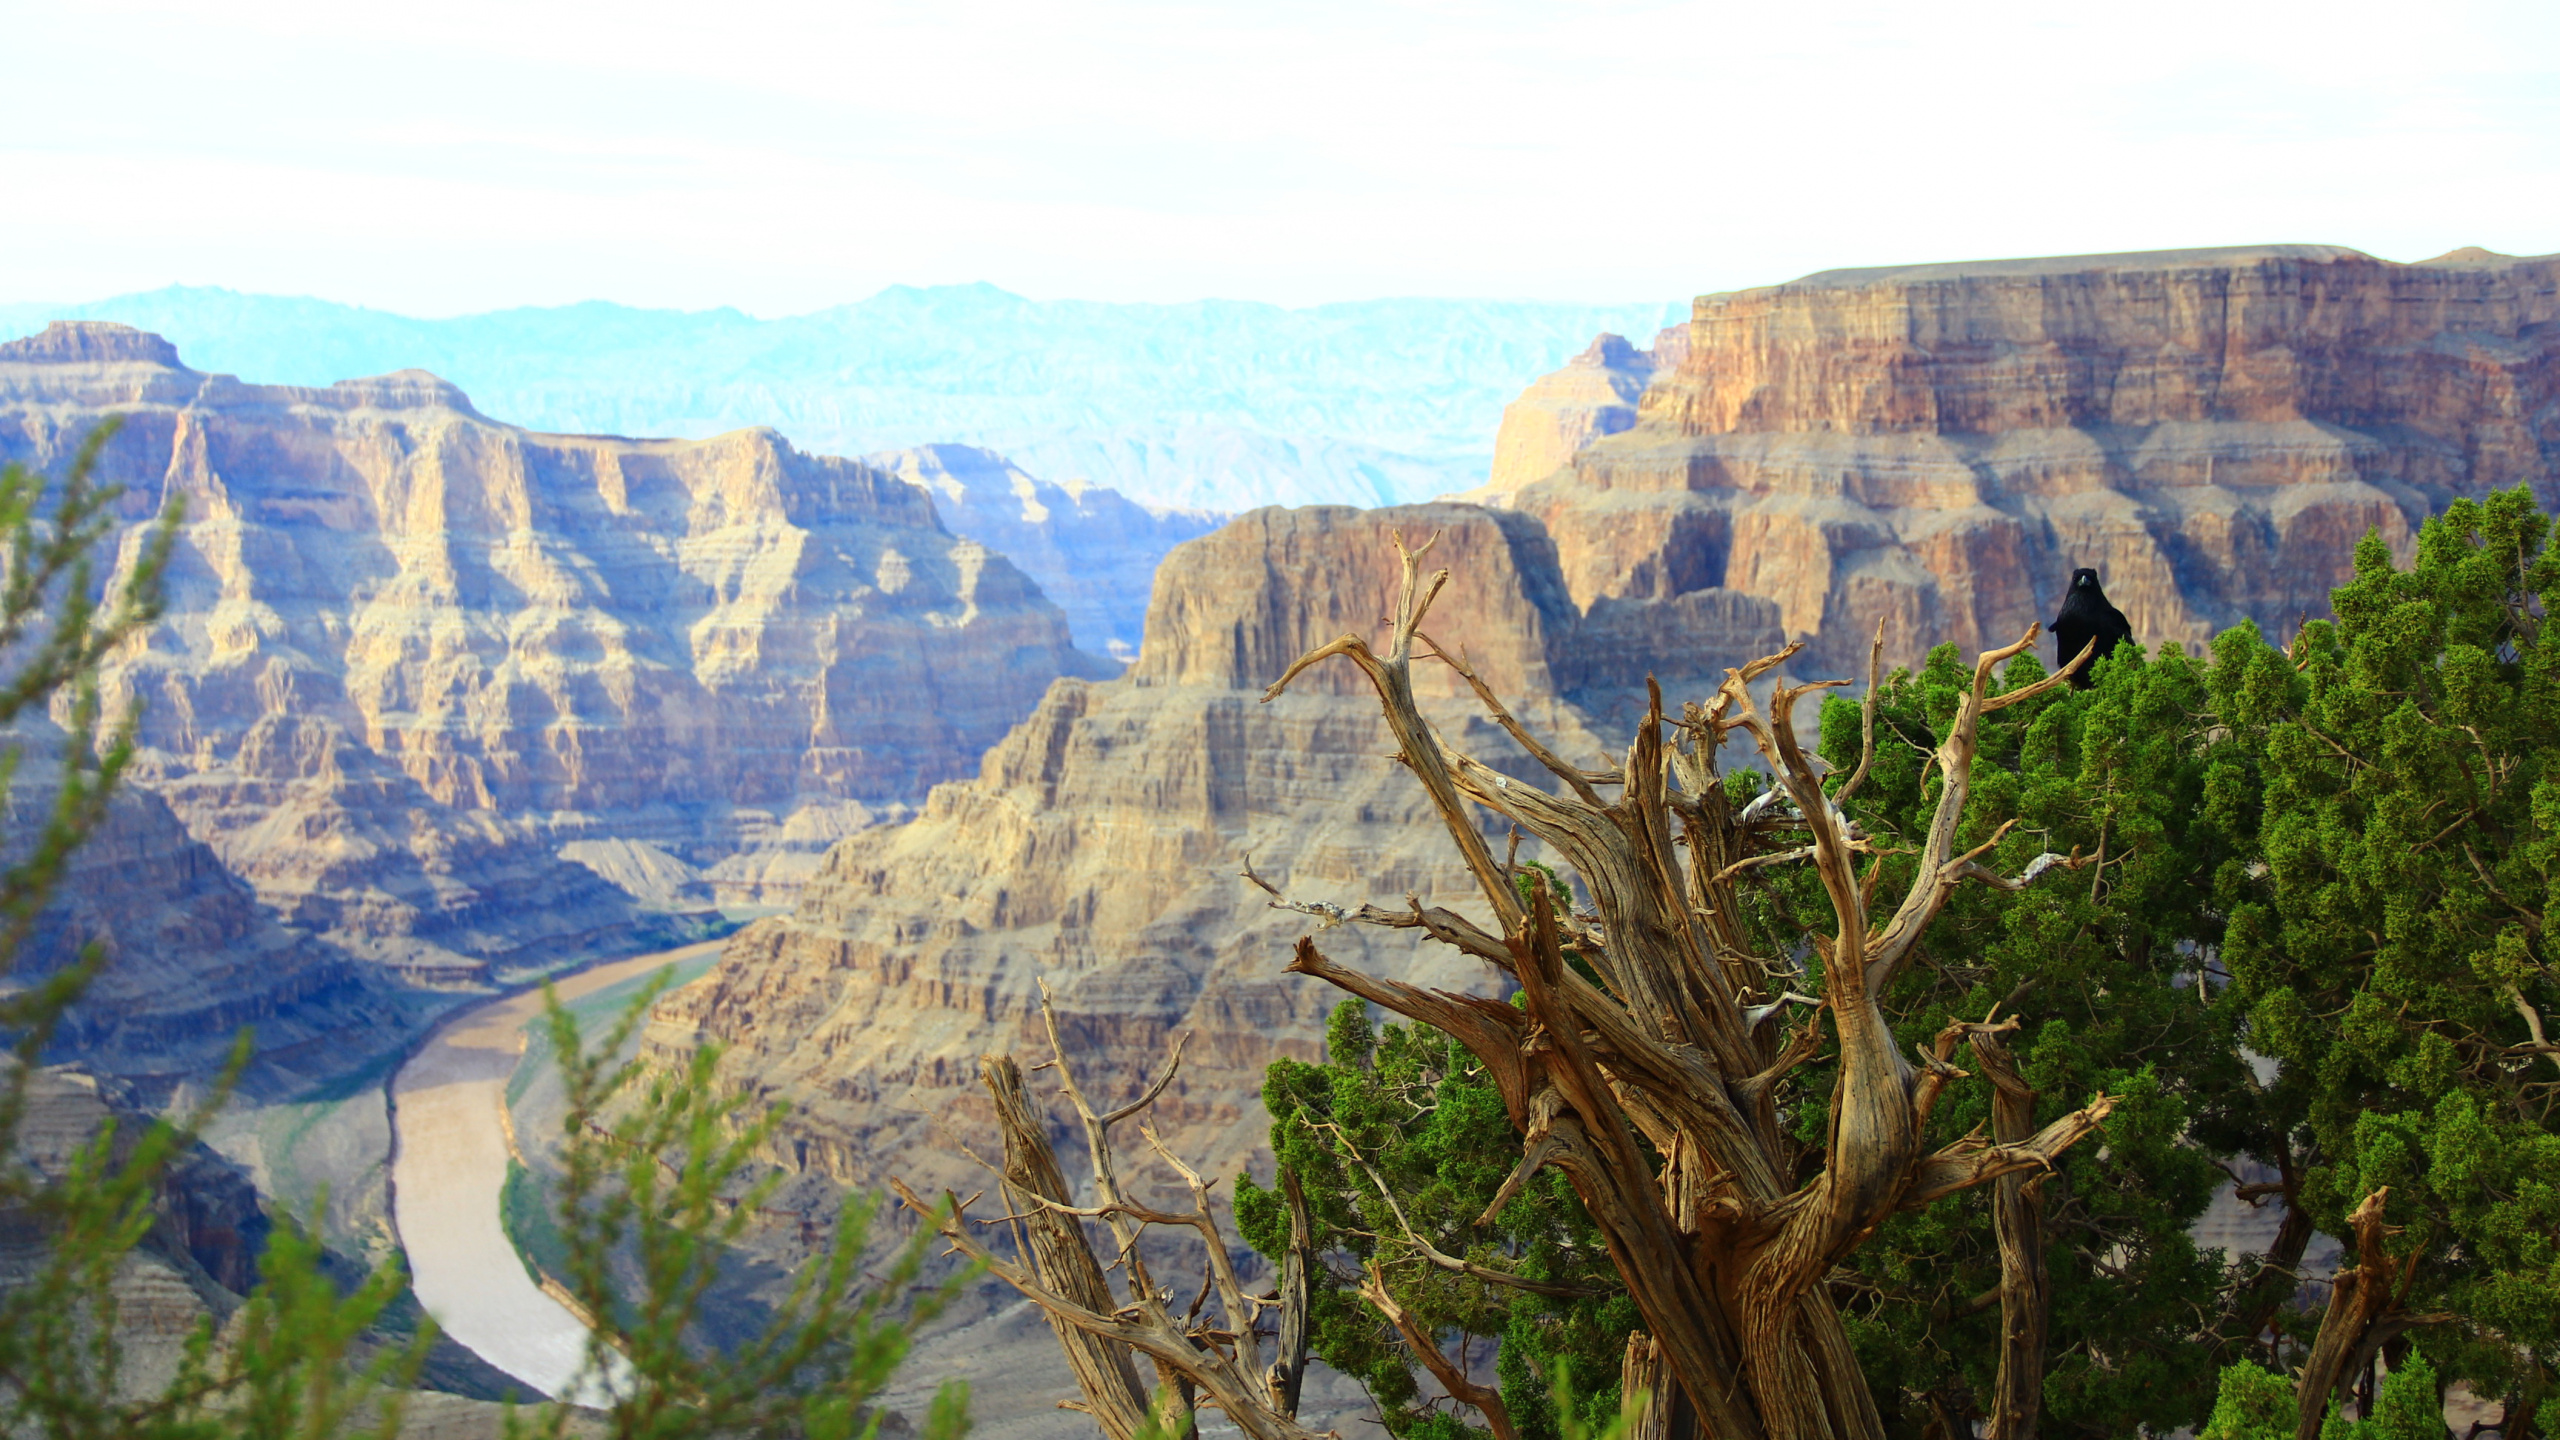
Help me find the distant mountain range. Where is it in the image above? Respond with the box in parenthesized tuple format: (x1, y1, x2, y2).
(0, 284, 1681, 511)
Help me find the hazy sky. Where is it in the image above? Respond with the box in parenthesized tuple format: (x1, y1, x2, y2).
(4, 0, 2556, 315)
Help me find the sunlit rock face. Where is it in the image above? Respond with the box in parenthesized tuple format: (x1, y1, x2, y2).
(1475, 331, 1669, 501)
(0, 322, 1106, 972)
(656, 502, 1665, 1194)
(1507, 246, 2560, 675)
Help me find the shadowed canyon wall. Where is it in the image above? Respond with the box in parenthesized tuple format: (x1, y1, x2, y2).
(861, 444, 1225, 662)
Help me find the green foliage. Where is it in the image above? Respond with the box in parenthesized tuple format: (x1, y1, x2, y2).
(0, 424, 423, 1435)
(1765, 631, 2252, 1436)
(1544, 1358, 1644, 1440)
(2321, 1354, 2447, 1440)
(2203, 1354, 2450, 1440)
(2212, 486, 2558, 1407)
(1, 416, 178, 1051)
(1237, 1001, 1634, 1440)
(2202, 1361, 2299, 1440)
(513, 972, 973, 1440)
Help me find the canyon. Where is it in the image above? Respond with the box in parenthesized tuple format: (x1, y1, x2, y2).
(0, 319, 1116, 1062)
(664, 242, 2560, 1215)
(8, 241, 2560, 1431)
(1493, 244, 2560, 675)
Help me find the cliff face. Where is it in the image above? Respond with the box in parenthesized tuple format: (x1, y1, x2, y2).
(1508, 246, 2560, 672)
(0, 1067, 269, 1401)
(1480, 333, 1660, 497)
(655, 503, 1627, 1192)
(862, 444, 1225, 662)
(2, 724, 388, 1079)
(0, 322, 1103, 972)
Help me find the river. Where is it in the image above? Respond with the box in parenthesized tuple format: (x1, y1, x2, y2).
(388, 939, 724, 1401)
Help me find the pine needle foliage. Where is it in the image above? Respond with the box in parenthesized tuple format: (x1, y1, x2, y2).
(2212, 483, 2558, 1424)
(511, 972, 973, 1440)
(1237, 997, 1634, 1440)
(0, 421, 422, 1436)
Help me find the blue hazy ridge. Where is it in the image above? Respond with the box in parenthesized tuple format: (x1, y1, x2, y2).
(0, 283, 1683, 511)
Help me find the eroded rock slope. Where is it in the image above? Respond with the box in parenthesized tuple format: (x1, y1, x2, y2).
(863, 444, 1224, 662)
(1499, 245, 2560, 673)
(656, 503, 1685, 1192)
(0, 321, 1107, 977)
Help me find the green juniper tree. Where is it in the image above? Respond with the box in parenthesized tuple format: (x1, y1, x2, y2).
(0, 422, 423, 1437)
(1236, 986, 1636, 1440)
(510, 972, 973, 1440)
(1205, 492, 2557, 1440)
(1752, 632, 2267, 1437)
(2208, 484, 2557, 1436)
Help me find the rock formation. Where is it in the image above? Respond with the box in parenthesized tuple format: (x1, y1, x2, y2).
(654, 503, 1655, 1194)
(1478, 332, 1661, 497)
(0, 321, 1108, 972)
(3, 720, 390, 1083)
(1499, 245, 2560, 673)
(862, 444, 1224, 662)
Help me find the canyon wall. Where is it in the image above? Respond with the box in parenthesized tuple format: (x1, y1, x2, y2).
(0, 321, 1107, 977)
(2, 720, 391, 1083)
(655, 503, 1670, 1194)
(1501, 245, 2560, 674)
(1478, 331, 1664, 497)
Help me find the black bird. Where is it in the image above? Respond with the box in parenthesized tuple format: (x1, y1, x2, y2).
(2052, 568, 2132, 689)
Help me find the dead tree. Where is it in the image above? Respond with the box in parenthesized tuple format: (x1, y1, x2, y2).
(1245, 536, 2118, 1440)
(2290, 1188, 2452, 1440)
(892, 982, 1335, 1440)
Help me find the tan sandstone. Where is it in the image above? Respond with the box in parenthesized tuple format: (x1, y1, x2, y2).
(0, 322, 1107, 976)
(1501, 245, 2560, 674)
(653, 503, 1637, 1194)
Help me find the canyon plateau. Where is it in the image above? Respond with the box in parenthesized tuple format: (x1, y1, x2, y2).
(1493, 244, 2560, 675)
(7, 241, 2560, 1432)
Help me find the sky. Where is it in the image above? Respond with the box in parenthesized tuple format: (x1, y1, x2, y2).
(3, 0, 2557, 316)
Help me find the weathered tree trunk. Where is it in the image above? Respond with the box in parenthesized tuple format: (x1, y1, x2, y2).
(1968, 1024, 2048, 1440)
(1268, 1169, 1314, 1419)
(895, 991, 1337, 1440)
(982, 1055, 1156, 1440)
(1254, 540, 2120, 1440)
(1621, 1333, 1693, 1440)
(2294, 1188, 2429, 1440)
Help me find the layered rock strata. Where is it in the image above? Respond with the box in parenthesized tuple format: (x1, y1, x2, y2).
(2, 722, 389, 1080)
(0, 322, 1107, 968)
(863, 444, 1225, 662)
(1505, 246, 2560, 672)
(655, 503, 1661, 1193)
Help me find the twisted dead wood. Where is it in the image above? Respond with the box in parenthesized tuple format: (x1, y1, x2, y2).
(1258, 535, 2114, 1440)
(891, 984, 1335, 1440)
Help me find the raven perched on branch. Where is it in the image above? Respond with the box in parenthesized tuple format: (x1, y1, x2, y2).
(2052, 568, 2132, 689)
